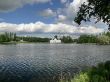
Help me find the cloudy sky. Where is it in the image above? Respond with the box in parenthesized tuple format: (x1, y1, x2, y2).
(0, 0, 108, 37)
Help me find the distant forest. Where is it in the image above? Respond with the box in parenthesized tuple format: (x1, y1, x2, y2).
(0, 32, 110, 44)
(0, 32, 74, 43)
(0, 32, 50, 43)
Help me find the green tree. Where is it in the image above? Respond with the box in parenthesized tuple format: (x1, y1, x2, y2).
(105, 31, 110, 37)
(75, 0, 110, 27)
(77, 34, 97, 43)
(97, 35, 110, 44)
(0, 32, 17, 43)
(60, 36, 73, 43)
(18, 36, 50, 43)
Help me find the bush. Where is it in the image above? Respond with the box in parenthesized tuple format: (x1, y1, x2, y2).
(77, 35, 97, 43)
(71, 73, 89, 82)
(97, 35, 110, 44)
(60, 61, 110, 82)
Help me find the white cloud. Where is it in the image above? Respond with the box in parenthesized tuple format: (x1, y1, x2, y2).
(56, 0, 108, 30)
(66, 0, 87, 19)
(70, 0, 87, 12)
(0, 0, 107, 34)
(39, 8, 56, 17)
(77, 26, 104, 34)
(0, 22, 104, 34)
(57, 15, 67, 22)
(0, 0, 51, 12)
(56, 0, 87, 24)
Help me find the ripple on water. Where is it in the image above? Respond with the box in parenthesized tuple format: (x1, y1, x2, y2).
(0, 44, 110, 82)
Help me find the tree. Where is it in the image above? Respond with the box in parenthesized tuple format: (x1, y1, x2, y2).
(97, 35, 110, 44)
(77, 34, 97, 43)
(74, 0, 110, 28)
(60, 36, 73, 43)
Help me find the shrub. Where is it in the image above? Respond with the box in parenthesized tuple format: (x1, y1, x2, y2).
(60, 61, 110, 82)
(71, 72, 89, 82)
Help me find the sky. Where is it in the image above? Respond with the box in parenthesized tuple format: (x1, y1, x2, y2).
(0, 0, 108, 37)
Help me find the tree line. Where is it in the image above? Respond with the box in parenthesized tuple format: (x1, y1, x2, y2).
(0, 32, 16, 42)
(0, 32, 74, 43)
(18, 36, 50, 43)
(0, 32, 110, 44)
(77, 32, 110, 44)
(0, 32, 50, 43)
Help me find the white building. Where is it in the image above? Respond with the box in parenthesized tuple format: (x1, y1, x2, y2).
(50, 38, 61, 44)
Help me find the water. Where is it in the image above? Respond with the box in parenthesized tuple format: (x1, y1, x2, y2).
(0, 43, 110, 82)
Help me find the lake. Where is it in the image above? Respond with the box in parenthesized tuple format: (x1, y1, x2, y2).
(0, 43, 110, 82)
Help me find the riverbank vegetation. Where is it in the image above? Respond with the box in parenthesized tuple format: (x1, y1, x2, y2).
(0, 32, 110, 44)
(76, 32, 110, 44)
(0, 32, 74, 43)
(77, 35, 97, 43)
(60, 61, 110, 82)
(60, 36, 73, 43)
(0, 32, 50, 43)
(18, 36, 50, 43)
(0, 32, 16, 43)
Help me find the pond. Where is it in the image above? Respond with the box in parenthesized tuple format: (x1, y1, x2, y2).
(0, 43, 110, 82)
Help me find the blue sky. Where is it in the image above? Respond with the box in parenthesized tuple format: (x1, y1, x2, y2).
(0, 0, 65, 24)
(0, 0, 107, 37)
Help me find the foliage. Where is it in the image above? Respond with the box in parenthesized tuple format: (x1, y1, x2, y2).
(72, 73, 89, 82)
(76, 32, 110, 44)
(0, 32, 50, 43)
(87, 61, 110, 82)
(74, 61, 110, 82)
(97, 35, 110, 44)
(18, 36, 50, 43)
(60, 61, 110, 82)
(105, 32, 110, 37)
(74, 0, 110, 27)
(77, 34, 97, 43)
(0, 32, 16, 42)
(60, 36, 73, 43)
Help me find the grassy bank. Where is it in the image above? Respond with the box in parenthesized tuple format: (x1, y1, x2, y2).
(60, 61, 110, 82)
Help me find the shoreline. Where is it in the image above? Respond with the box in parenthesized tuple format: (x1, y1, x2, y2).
(0, 42, 110, 45)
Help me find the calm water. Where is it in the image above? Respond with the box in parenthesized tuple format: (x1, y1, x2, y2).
(0, 43, 110, 82)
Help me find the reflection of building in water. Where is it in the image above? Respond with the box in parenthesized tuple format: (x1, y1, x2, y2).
(50, 35, 61, 43)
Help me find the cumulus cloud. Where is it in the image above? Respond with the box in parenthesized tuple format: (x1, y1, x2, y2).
(57, 15, 67, 22)
(0, 0, 51, 12)
(0, 0, 107, 34)
(56, 0, 87, 24)
(70, 0, 87, 12)
(0, 22, 104, 34)
(56, 0, 108, 30)
(77, 26, 104, 34)
(39, 8, 56, 17)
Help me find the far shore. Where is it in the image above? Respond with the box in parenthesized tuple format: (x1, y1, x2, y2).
(0, 41, 110, 45)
